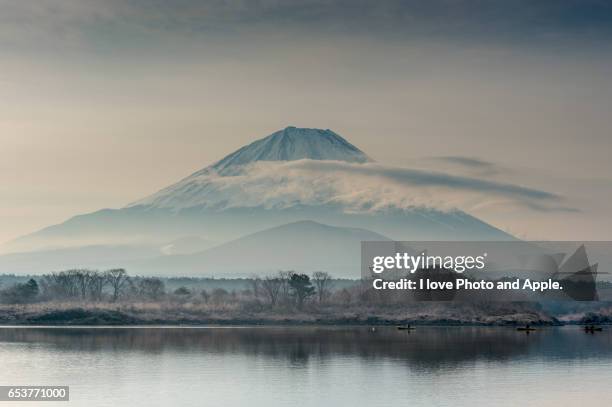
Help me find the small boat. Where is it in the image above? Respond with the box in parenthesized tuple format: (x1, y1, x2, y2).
(584, 325, 603, 332)
(397, 325, 415, 331)
(516, 325, 536, 332)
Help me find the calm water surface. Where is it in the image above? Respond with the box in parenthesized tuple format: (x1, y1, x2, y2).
(0, 326, 611, 406)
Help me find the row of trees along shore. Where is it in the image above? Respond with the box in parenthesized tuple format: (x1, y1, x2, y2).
(0, 269, 339, 310)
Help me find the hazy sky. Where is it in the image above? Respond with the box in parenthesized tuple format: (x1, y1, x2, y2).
(1, 0, 612, 243)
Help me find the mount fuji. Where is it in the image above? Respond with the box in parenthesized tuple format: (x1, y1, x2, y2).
(1, 126, 512, 276)
(127, 127, 372, 210)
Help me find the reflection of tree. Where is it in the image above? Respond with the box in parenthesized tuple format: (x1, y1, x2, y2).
(1, 327, 608, 373)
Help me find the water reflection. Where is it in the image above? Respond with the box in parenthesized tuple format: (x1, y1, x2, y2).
(0, 326, 610, 371)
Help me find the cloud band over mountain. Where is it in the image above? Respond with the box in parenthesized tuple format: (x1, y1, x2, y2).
(131, 159, 573, 214)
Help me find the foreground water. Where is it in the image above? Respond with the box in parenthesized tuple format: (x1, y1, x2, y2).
(0, 326, 610, 406)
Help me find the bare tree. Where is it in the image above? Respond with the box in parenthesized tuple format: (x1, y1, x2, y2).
(75, 269, 90, 299)
(312, 271, 332, 304)
(211, 288, 229, 305)
(87, 271, 106, 301)
(249, 276, 262, 300)
(261, 276, 282, 306)
(278, 270, 293, 304)
(105, 269, 130, 301)
(338, 288, 352, 306)
(137, 277, 165, 300)
(42, 270, 93, 300)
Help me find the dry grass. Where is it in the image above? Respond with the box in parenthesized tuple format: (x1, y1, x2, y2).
(0, 299, 560, 326)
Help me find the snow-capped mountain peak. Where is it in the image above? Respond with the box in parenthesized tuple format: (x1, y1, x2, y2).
(129, 127, 371, 209)
(209, 127, 370, 173)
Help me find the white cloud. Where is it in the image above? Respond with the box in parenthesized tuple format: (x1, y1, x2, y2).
(131, 159, 571, 214)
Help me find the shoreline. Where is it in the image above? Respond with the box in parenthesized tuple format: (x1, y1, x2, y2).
(0, 323, 596, 331)
(2, 302, 609, 327)
(0, 309, 571, 327)
(0, 322, 607, 328)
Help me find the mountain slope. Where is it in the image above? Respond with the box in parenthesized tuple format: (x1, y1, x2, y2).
(131, 220, 390, 277)
(4, 203, 511, 255)
(128, 126, 371, 209)
(2, 126, 513, 265)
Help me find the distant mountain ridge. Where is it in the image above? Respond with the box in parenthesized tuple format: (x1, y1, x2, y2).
(131, 220, 390, 277)
(0, 221, 388, 277)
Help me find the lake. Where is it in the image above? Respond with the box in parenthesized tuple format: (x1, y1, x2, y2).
(0, 326, 611, 406)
